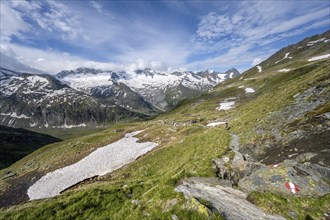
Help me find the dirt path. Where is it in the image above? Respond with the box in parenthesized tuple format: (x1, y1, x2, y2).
(229, 132, 240, 151)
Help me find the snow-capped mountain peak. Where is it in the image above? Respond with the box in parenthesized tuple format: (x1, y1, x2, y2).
(56, 67, 240, 110)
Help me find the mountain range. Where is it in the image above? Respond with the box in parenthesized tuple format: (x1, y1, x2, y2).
(0, 66, 239, 129)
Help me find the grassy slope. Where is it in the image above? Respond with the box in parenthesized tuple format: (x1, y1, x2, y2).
(1, 33, 330, 219)
(1, 123, 229, 220)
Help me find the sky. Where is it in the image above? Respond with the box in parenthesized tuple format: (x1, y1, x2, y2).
(0, 0, 329, 74)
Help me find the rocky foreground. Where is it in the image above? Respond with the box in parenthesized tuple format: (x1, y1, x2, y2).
(174, 132, 330, 219)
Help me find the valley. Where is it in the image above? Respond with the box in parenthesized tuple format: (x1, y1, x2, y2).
(0, 30, 329, 219)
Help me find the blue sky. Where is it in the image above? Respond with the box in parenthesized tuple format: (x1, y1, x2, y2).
(0, 0, 329, 74)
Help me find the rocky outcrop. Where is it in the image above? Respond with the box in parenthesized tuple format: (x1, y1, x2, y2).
(239, 160, 330, 196)
(175, 177, 285, 220)
(211, 128, 329, 199)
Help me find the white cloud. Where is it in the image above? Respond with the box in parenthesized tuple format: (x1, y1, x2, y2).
(190, 1, 330, 71)
(251, 58, 263, 66)
(36, 58, 45, 62)
(196, 3, 329, 45)
(0, 1, 30, 42)
(5, 0, 82, 41)
(1, 0, 329, 74)
(1, 43, 174, 74)
(127, 59, 169, 73)
(89, 1, 103, 13)
(196, 12, 233, 41)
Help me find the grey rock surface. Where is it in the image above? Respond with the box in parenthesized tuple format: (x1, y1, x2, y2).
(175, 178, 285, 220)
(239, 160, 330, 196)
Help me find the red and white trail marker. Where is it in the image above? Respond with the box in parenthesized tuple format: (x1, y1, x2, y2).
(285, 181, 300, 194)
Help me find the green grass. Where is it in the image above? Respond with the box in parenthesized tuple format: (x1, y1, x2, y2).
(28, 126, 110, 140)
(248, 191, 330, 220)
(0, 124, 230, 219)
(0, 55, 329, 219)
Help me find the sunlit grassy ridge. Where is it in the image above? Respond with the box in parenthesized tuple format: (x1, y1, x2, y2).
(0, 54, 329, 219)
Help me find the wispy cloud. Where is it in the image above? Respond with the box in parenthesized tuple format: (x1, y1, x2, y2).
(89, 1, 103, 13)
(2, 0, 82, 42)
(1, 42, 176, 74)
(0, 1, 30, 42)
(188, 0, 330, 70)
(251, 58, 263, 66)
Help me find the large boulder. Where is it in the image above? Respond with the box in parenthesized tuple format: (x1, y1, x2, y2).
(175, 178, 285, 220)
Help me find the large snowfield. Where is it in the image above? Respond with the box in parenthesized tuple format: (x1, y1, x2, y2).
(27, 131, 158, 200)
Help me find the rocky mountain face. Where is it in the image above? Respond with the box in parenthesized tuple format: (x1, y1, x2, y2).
(57, 67, 240, 110)
(0, 68, 147, 128)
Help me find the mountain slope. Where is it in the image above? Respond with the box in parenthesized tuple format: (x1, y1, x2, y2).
(0, 125, 60, 169)
(0, 68, 148, 129)
(0, 31, 329, 219)
(242, 30, 330, 77)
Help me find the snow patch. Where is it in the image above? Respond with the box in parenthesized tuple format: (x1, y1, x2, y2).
(29, 122, 37, 127)
(52, 123, 87, 129)
(207, 122, 227, 127)
(257, 65, 262, 73)
(0, 112, 30, 119)
(307, 38, 326, 46)
(308, 54, 330, 62)
(278, 69, 291, 73)
(245, 88, 255, 93)
(26, 76, 49, 89)
(216, 101, 235, 111)
(275, 53, 291, 64)
(244, 77, 258, 81)
(27, 131, 158, 200)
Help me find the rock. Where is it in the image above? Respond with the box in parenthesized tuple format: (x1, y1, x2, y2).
(131, 200, 140, 205)
(287, 210, 298, 219)
(3, 171, 16, 179)
(318, 112, 330, 120)
(212, 158, 231, 181)
(232, 150, 245, 163)
(295, 153, 317, 163)
(175, 178, 285, 220)
(171, 214, 179, 220)
(239, 160, 330, 196)
(163, 198, 178, 212)
(213, 153, 266, 187)
(222, 156, 230, 163)
(229, 133, 240, 151)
